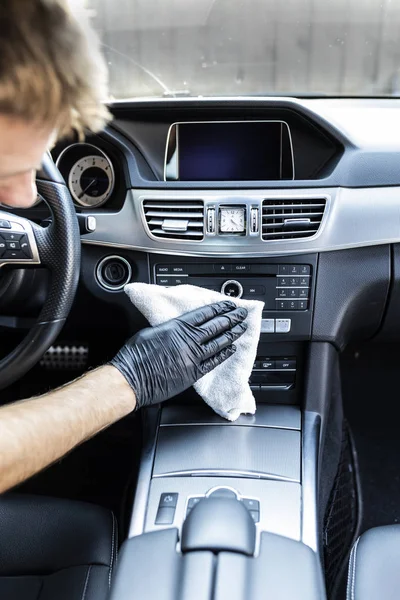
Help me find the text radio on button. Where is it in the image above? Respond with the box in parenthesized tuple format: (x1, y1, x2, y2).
(156, 265, 170, 274)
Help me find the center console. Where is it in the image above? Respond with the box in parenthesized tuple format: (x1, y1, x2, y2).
(112, 252, 324, 599)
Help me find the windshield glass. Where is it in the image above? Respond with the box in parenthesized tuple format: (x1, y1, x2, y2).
(81, 0, 400, 100)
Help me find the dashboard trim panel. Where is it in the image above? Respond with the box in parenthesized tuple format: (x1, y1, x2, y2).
(81, 186, 400, 257)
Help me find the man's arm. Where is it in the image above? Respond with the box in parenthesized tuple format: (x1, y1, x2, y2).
(0, 301, 247, 494)
(0, 365, 135, 494)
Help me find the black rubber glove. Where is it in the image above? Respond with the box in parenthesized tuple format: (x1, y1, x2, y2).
(110, 300, 248, 409)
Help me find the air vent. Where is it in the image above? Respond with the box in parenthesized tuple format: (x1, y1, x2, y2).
(261, 198, 327, 241)
(143, 199, 204, 241)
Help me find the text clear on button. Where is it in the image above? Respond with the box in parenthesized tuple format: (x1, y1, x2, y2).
(261, 319, 275, 333)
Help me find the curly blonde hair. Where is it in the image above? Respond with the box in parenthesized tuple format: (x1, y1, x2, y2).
(0, 0, 111, 138)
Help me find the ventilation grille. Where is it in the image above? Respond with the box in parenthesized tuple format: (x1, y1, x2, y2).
(143, 199, 204, 241)
(262, 198, 326, 241)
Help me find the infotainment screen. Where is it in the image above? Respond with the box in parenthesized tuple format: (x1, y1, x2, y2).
(164, 120, 294, 181)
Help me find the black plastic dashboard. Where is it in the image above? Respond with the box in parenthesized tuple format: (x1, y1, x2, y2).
(4, 96, 400, 356)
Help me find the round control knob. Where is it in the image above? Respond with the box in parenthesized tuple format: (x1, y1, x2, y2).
(206, 486, 239, 500)
(96, 255, 132, 291)
(221, 279, 243, 299)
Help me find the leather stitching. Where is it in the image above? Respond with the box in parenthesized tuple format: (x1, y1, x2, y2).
(81, 565, 92, 600)
(347, 537, 360, 600)
(108, 513, 117, 588)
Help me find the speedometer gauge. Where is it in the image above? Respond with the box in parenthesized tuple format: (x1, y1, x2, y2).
(68, 155, 115, 207)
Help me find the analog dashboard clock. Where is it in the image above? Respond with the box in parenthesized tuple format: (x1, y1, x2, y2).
(219, 207, 246, 233)
(68, 155, 115, 208)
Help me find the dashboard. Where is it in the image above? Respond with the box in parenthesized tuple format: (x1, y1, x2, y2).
(5, 97, 400, 370)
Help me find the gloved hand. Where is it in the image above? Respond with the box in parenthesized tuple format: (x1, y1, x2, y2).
(110, 300, 247, 409)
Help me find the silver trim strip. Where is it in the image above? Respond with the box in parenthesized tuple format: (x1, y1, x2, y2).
(301, 410, 321, 554)
(152, 469, 299, 483)
(80, 185, 400, 257)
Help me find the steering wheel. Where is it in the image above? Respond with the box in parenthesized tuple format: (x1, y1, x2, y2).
(0, 154, 80, 390)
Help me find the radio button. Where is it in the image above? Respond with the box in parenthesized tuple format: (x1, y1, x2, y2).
(288, 265, 300, 275)
(214, 264, 232, 273)
(157, 277, 171, 285)
(278, 277, 289, 286)
(232, 264, 251, 273)
(300, 265, 311, 275)
(276, 358, 296, 369)
(298, 300, 308, 310)
(289, 289, 298, 298)
(171, 265, 187, 274)
(278, 265, 290, 275)
(221, 280, 243, 299)
(156, 265, 170, 274)
(277, 289, 288, 298)
(276, 300, 297, 311)
(260, 359, 275, 370)
(299, 277, 309, 287)
(260, 319, 275, 333)
(299, 288, 309, 299)
(244, 285, 266, 296)
(289, 277, 299, 286)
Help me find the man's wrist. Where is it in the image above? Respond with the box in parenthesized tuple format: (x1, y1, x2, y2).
(100, 364, 137, 412)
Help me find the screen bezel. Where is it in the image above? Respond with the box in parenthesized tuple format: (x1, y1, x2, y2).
(164, 120, 295, 182)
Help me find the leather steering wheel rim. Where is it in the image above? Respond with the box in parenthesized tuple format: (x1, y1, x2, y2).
(0, 153, 81, 390)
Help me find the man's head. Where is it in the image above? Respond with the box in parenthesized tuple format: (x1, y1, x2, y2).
(0, 0, 110, 208)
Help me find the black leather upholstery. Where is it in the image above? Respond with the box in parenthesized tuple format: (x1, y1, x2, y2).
(0, 494, 116, 600)
(347, 525, 400, 600)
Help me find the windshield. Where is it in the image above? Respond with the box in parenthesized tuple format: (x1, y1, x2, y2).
(82, 0, 400, 100)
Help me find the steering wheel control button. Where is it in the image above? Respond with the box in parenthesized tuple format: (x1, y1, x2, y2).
(159, 493, 178, 508)
(261, 318, 275, 333)
(1, 232, 23, 241)
(4, 250, 25, 259)
(221, 280, 243, 298)
(19, 236, 32, 258)
(275, 319, 292, 333)
(6, 241, 20, 250)
(155, 507, 175, 525)
(0, 220, 11, 229)
(96, 255, 132, 291)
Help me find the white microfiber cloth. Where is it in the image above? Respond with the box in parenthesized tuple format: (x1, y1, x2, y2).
(124, 282, 264, 421)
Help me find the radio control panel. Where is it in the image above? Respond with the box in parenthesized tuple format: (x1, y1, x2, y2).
(150, 255, 317, 341)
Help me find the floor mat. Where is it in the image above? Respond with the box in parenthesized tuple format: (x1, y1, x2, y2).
(341, 343, 400, 535)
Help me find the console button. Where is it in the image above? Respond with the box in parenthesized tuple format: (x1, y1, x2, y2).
(278, 277, 289, 286)
(288, 289, 298, 298)
(276, 300, 298, 311)
(172, 277, 186, 285)
(157, 277, 171, 286)
(232, 264, 251, 273)
(288, 265, 300, 275)
(249, 511, 260, 523)
(242, 498, 260, 511)
(221, 280, 243, 298)
(278, 265, 290, 275)
(155, 507, 175, 525)
(171, 265, 187, 274)
(0, 220, 11, 229)
(156, 265, 170, 274)
(289, 277, 299, 286)
(299, 277, 309, 287)
(187, 497, 202, 509)
(300, 265, 311, 275)
(276, 359, 296, 370)
(214, 264, 232, 273)
(260, 359, 275, 370)
(244, 285, 265, 296)
(299, 288, 309, 299)
(275, 319, 291, 333)
(277, 289, 288, 298)
(298, 300, 308, 310)
(260, 318, 274, 333)
(159, 493, 178, 508)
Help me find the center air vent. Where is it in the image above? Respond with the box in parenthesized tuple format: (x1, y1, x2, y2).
(261, 198, 327, 241)
(143, 199, 204, 241)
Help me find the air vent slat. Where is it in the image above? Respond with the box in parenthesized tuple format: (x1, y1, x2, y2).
(262, 198, 326, 241)
(143, 198, 204, 241)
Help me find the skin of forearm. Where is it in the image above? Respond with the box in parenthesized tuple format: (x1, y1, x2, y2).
(0, 365, 136, 494)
